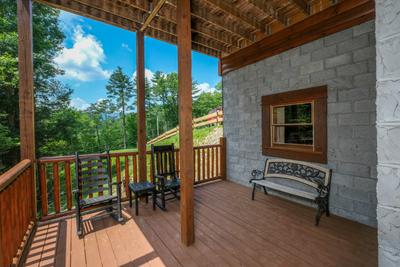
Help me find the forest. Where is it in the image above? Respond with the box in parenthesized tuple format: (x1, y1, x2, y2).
(0, 2, 221, 172)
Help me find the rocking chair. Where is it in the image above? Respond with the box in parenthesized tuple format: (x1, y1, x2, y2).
(74, 151, 123, 236)
(151, 144, 180, 210)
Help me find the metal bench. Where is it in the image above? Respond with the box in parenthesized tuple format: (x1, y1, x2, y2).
(250, 159, 332, 225)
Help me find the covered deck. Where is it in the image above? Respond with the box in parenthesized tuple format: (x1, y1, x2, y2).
(24, 181, 377, 267)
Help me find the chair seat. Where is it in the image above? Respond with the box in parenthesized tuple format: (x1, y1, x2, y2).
(253, 180, 318, 200)
(164, 178, 180, 189)
(129, 181, 155, 194)
(80, 195, 117, 207)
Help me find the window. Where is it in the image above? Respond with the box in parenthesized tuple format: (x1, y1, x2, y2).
(262, 86, 327, 163)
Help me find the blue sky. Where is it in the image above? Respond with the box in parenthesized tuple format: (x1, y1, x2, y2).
(56, 11, 221, 110)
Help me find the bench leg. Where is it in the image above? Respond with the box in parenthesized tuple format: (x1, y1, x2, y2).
(263, 186, 268, 195)
(326, 197, 330, 217)
(251, 183, 256, 200)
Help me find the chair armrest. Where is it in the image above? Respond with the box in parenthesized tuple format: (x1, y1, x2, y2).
(249, 169, 264, 183)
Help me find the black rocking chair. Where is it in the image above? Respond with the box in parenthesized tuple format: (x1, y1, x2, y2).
(151, 144, 180, 210)
(74, 151, 123, 236)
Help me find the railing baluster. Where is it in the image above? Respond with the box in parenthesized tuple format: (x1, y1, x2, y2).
(216, 146, 220, 177)
(197, 148, 200, 182)
(116, 156, 121, 184)
(133, 154, 138, 183)
(124, 155, 130, 197)
(88, 160, 93, 198)
(65, 161, 72, 210)
(39, 163, 48, 217)
(202, 148, 205, 181)
(53, 162, 60, 214)
(211, 147, 215, 178)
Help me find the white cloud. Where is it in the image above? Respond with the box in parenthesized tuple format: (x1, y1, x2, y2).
(133, 68, 155, 85)
(54, 25, 111, 81)
(197, 82, 216, 93)
(70, 97, 90, 110)
(121, 43, 132, 52)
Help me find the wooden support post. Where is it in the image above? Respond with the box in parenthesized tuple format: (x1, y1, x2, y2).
(177, 0, 194, 246)
(17, 0, 37, 219)
(220, 137, 226, 180)
(136, 30, 147, 182)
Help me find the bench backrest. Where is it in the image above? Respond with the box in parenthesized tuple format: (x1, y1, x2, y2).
(264, 159, 331, 189)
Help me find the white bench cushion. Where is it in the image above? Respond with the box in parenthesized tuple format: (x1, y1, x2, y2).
(252, 180, 318, 200)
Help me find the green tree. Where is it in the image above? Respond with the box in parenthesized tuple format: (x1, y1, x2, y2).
(193, 91, 222, 118)
(0, 1, 69, 166)
(106, 67, 135, 149)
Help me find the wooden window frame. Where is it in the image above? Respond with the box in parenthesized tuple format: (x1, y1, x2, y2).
(262, 86, 327, 163)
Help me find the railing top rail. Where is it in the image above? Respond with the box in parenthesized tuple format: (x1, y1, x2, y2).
(38, 144, 221, 163)
(0, 159, 31, 192)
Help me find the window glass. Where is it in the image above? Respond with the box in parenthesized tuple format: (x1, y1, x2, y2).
(272, 103, 313, 146)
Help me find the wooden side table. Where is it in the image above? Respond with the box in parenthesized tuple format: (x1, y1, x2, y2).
(128, 181, 156, 215)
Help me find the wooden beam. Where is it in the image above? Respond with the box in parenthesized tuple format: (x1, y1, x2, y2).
(140, 0, 166, 31)
(204, 0, 267, 33)
(37, 0, 223, 57)
(136, 30, 147, 183)
(17, 0, 37, 221)
(168, 0, 255, 42)
(177, 0, 195, 246)
(290, 0, 311, 15)
(221, 0, 374, 75)
(17, 0, 35, 162)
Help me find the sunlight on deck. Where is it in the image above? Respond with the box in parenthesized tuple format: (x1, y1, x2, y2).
(24, 181, 378, 267)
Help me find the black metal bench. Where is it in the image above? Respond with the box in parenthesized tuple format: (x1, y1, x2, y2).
(250, 159, 332, 225)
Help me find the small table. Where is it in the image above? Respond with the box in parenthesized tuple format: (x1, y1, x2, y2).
(128, 181, 156, 215)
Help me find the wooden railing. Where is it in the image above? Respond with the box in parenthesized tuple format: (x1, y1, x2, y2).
(37, 138, 226, 221)
(0, 159, 36, 267)
(148, 110, 223, 144)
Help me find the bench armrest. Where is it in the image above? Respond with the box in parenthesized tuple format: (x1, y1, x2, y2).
(249, 169, 264, 183)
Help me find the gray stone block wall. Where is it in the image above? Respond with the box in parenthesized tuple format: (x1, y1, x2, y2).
(376, 0, 400, 265)
(223, 20, 377, 227)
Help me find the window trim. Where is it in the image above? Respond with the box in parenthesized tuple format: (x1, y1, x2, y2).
(261, 86, 327, 164)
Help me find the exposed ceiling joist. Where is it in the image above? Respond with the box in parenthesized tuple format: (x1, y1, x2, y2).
(203, 0, 267, 34)
(290, 0, 311, 15)
(140, 0, 166, 31)
(248, 0, 288, 26)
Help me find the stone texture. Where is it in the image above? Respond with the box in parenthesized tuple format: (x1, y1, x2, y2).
(223, 21, 377, 227)
(376, 0, 400, 265)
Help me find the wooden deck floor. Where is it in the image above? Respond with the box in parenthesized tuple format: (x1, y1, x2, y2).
(24, 180, 377, 267)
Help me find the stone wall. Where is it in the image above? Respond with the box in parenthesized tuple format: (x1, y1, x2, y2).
(375, 0, 400, 265)
(222, 20, 377, 226)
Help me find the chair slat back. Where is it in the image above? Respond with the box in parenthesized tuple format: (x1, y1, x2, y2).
(151, 144, 177, 178)
(75, 152, 112, 198)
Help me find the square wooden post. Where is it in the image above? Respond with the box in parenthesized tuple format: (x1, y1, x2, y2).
(17, 0, 37, 220)
(177, 0, 195, 246)
(136, 30, 147, 182)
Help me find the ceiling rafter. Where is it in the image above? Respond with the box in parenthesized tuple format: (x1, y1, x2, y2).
(202, 0, 268, 34)
(140, 0, 166, 31)
(289, 0, 311, 15)
(117, 0, 244, 49)
(36, 0, 224, 56)
(167, 0, 255, 42)
(248, 0, 288, 26)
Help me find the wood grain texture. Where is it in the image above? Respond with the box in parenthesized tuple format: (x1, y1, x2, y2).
(0, 160, 35, 267)
(23, 181, 378, 267)
(136, 30, 147, 183)
(220, 0, 375, 74)
(177, 0, 194, 246)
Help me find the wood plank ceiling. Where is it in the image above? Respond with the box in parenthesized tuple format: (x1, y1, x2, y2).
(35, 0, 340, 58)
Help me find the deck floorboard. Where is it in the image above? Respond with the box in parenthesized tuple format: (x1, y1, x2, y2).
(24, 181, 377, 267)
